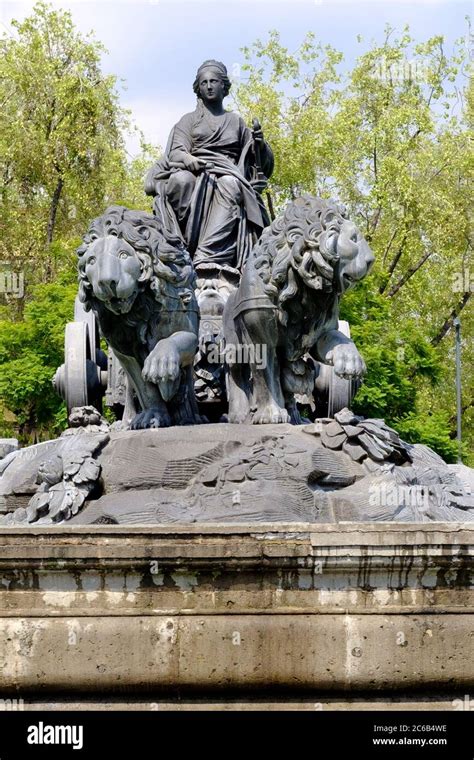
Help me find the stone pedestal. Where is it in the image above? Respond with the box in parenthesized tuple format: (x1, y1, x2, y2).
(0, 522, 473, 708)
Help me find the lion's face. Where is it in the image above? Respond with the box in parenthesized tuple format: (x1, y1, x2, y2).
(293, 218, 374, 294)
(81, 236, 145, 315)
(332, 219, 374, 293)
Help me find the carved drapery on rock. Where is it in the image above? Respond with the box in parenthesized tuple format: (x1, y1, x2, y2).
(305, 408, 413, 465)
(1, 407, 109, 525)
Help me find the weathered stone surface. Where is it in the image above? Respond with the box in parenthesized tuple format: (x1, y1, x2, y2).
(13, 697, 468, 711)
(449, 464, 474, 492)
(0, 439, 18, 460)
(1, 613, 471, 692)
(343, 425, 364, 438)
(86, 424, 473, 524)
(0, 523, 473, 695)
(324, 410, 414, 466)
(321, 430, 346, 449)
(334, 408, 362, 426)
(342, 439, 366, 461)
(0, 440, 59, 513)
(324, 421, 345, 437)
(76, 424, 362, 524)
(357, 432, 388, 461)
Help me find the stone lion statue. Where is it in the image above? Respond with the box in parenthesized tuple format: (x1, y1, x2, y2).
(223, 195, 375, 424)
(77, 205, 201, 428)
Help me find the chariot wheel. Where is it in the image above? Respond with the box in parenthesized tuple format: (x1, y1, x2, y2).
(53, 310, 107, 414)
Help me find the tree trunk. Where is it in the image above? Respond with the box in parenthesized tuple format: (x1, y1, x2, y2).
(265, 190, 276, 221)
(431, 292, 472, 346)
(45, 175, 64, 280)
(46, 176, 64, 247)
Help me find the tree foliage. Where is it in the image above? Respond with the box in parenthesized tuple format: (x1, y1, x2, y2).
(0, 1, 148, 291)
(0, 279, 77, 441)
(0, 2, 154, 441)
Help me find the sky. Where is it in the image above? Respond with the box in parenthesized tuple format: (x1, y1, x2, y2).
(1, 0, 471, 155)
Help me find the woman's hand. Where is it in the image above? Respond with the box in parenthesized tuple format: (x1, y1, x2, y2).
(252, 119, 264, 145)
(169, 153, 207, 172)
(250, 177, 268, 194)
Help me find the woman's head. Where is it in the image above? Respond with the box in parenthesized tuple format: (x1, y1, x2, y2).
(193, 60, 231, 101)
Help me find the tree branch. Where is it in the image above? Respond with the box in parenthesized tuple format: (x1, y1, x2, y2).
(387, 249, 432, 297)
(379, 233, 407, 294)
(265, 189, 276, 221)
(431, 292, 472, 346)
(381, 227, 398, 267)
(46, 175, 64, 247)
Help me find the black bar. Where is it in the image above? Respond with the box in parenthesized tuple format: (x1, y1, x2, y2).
(0, 710, 472, 758)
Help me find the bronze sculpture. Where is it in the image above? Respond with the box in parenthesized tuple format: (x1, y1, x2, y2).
(54, 61, 372, 430)
(223, 196, 375, 424)
(1, 60, 472, 531)
(145, 60, 274, 271)
(76, 206, 201, 429)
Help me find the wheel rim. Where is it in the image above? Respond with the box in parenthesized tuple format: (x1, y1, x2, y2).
(63, 321, 91, 411)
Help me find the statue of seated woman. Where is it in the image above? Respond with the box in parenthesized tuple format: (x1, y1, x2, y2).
(144, 59, 274, 273)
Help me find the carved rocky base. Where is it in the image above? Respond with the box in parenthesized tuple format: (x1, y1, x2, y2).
(0, 408, 473, 525)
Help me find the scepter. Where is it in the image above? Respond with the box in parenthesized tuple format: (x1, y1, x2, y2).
(252, 118, 266, 185)
(252, 118, 275, 220)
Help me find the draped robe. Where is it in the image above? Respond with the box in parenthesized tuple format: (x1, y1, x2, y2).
(145, 105, 274, 271)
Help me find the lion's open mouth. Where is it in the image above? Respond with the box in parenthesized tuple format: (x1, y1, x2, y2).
(104, 295, 136, 314)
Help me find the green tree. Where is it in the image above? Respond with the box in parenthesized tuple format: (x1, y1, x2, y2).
(0, 3, 157, 441)
(0, 278, 77, 442)
(0, 1, 131, 293)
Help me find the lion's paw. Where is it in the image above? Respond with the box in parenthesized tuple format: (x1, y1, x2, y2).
(143, 342, 182, 403)
(252, 403, 290, 425)
(228, 410, 250, 424)
(142, 346, 180, 386)
(130, 407, 171, 430)
(327, 344, 366, 378)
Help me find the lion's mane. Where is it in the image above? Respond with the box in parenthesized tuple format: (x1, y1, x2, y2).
(77, 205, 196, 314)
(252, 195, 348, 311)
